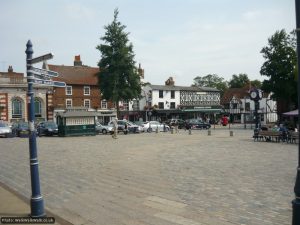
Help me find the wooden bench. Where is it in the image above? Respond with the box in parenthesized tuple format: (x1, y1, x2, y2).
(287, 131, 299, 143)
(254, 130, 282, 142)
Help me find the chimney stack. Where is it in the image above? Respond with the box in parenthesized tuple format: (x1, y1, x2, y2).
(8, 65, 13, 73)
(138, 63, 144, 78)
(165, 77, 175, 86)
(74, 55, 82, 66)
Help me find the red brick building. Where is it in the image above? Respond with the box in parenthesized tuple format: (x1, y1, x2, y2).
(49, 56, 116, 124)
(49, 56, 100, 111)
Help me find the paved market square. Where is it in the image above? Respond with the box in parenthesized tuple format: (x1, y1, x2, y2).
(0, 127, 297, 225)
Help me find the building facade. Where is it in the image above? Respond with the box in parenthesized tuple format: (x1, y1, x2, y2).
(221, 86, 277, 125)
(50, 56, 116, 124)
(136, 77, 222, 122)
(0, 66, 50, 122)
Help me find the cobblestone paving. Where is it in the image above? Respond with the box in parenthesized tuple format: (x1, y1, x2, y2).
(0, 127, 297, 225)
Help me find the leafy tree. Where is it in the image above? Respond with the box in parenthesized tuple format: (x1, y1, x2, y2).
(96, 9, 141, 117)
(192, 74, 228, 96)
(250, 79, 262, 89)
(260, 29, 297, 114)
(228, 73, 250, 88)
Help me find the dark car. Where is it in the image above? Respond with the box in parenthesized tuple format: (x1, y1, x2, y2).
(167, 119, 186, 129)
(186, 119, 211, 129)
(37, 121, 58, 136)
(11, 121, 29, 137)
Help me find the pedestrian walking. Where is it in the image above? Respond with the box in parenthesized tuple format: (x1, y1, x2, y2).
(112, 118, 118, 139)
(174, 120, 179, 133)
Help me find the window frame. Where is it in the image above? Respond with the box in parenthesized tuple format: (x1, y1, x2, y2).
(159, 90, 163, 98)
(66, 99, 72, 108)
(34, 98, 42, 117)
(84, 99, 91, 108)
(170, 102, 176, 109)
(12, 98, 22, 118)
(171, 90, 175, 99)
(101, 100, 107, 109)
(66, 86, 72, 95)
(84, 86, 90, 96)
(158, 102, 164, 109)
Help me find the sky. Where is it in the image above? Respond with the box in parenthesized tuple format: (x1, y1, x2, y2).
(0, 0, 296, 86)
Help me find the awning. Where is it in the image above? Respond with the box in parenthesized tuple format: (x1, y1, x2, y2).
(282, 109, 298, 116)
(182, 108, 223, 113)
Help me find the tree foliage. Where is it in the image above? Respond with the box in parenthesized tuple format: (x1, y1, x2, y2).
(96, 9, 141, 116)
(250, 80, 262, 89)
(192, 74, 228, 96)
(260, 29, 297, 112)
(228, 73, 250, 88)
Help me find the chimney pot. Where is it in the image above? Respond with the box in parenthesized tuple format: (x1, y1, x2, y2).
(74, 55, 82, 66)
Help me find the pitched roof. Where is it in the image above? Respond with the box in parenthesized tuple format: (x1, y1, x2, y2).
(221, 87, 250, 105)
(48, 64, 99, 85)
(150, 85, 219, 92)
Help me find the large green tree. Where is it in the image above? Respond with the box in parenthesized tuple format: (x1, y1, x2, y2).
(260, 29, 297, 114)
(228, 73, 250, 88)
(97, 9, 141, 117)
(192, 74, 228, 96)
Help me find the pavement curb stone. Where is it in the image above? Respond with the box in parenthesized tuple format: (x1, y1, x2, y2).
(0, 181, 73, 225)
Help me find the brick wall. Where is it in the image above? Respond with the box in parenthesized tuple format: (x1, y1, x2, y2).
(52, 85, 101, 109)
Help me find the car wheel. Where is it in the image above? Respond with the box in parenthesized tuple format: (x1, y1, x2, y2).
(102, 129, 107, 134)
(147, 128, 152, 133)
(165, 127, 170, 132)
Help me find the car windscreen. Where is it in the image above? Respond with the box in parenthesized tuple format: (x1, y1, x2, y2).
(19, 123, 29, 128)
(44, 122, 58, 128)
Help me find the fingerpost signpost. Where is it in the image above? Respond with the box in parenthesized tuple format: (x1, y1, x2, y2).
(25, 40, 65, 217)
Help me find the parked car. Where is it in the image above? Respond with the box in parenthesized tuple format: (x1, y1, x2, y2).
(186, 119, 211, 129)
(108, 120, 141, 134)
(11, 121, 30, 137)
(166, 119, 186, 129)
(132, 121, 145, 132)
(37, 121, 58, 136)
(142, 121, 170, 132)
(126, 121, 143, 133)
(0, 122, 12, 138)
(95, 122, 113, 134)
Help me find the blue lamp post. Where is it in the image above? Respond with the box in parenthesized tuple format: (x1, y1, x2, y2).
(25, 40, 45, 217)
(293, 1, 300, 223)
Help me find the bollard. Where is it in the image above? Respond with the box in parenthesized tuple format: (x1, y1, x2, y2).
(208, 130, 211, 136)
(171, 127, 174, 134)
(230, 131, 233, 136)
(156, 127, 158, 133)
(189, 129, 192, 135)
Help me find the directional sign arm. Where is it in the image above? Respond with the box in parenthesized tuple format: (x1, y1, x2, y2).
(28, 66, 59, 77)
(32, 78, 66, 87)
(27, 53, 53, 64)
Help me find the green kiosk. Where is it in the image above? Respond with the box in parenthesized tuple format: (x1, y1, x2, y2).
(56, 111, 96, 137)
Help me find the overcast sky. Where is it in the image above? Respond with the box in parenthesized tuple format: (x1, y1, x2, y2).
(0, 0, 295, 86)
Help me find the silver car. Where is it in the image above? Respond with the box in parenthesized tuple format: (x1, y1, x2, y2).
(0, 122, 12, 138)
(95, 122, 113, 134)
(142, 121, 170, 132)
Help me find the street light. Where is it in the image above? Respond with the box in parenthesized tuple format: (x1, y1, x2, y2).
(292, 1, 300, 223)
